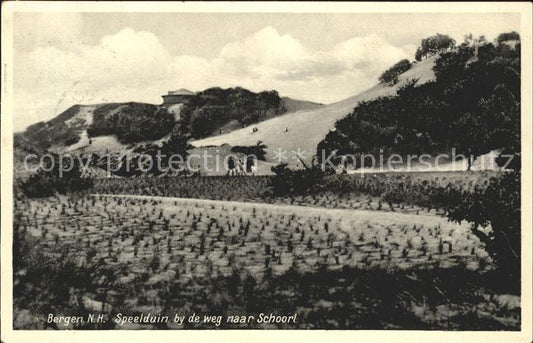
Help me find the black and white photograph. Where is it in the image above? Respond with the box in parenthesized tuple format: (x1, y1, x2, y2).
(1, 2, 531, 342)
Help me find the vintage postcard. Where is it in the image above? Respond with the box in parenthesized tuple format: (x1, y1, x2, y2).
(1, 2, 532, 342)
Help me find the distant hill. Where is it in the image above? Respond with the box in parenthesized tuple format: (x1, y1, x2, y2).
(14, 55, 438, 177)
(15, 89, 323, 158)
(18, 102, 174, 151)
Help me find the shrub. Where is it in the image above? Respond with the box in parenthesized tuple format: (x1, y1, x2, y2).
(87, 102, 175, 144)
(445, 171, 520, 279)
(318, 32, 520, 170)
(269, 162, 329, 196)
(122, 133, 193, 176)
(231, 141, 268, 161)
(382, 183, 406, 210)
(13, 236, 120, 329)
(20, 155, 93, 197)
(21, 105, 84, 148)
(189, 105, 228, 138)
(379, 59, 412, 86)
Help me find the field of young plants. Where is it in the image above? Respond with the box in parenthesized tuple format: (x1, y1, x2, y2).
(16, 193, 489, 277)
(13, 170, 520, 330)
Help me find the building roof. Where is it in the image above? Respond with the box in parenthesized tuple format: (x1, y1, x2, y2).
(167, 89, 195, 96)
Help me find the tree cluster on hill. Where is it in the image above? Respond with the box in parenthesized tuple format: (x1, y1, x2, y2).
(379, 59, 412, 86)
(318, 32, 520, 170)
(178, 87, 285, 138)
(497, 31, 520, 44)
(87, 102, 175, 144)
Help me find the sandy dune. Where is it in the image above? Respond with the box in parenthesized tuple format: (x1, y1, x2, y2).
(192, 57, 437, 166)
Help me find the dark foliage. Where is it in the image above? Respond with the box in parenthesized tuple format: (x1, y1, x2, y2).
(22, 105, 83, 148)
(497, 31, 520, 44)
(379, 59, 412, 85)
(269, 162, 330, 196)
(87, 102, 175, 144)
(13, 233, 520, 330)
(231, 141, 268, 161)
(178, 87, 285, 138)
(92, 175, 272, 201)
(13, 235, 119, 329)
(104, 132, 193, 177)
(445, 171, 520, 279)
(19, 155, 94, 197)
(89, 171, 498, 212)
(415, 33, 456, 61)
(143, 264, 519, 329)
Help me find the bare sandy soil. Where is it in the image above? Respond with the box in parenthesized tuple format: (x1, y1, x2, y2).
(191, 56, 437, 166)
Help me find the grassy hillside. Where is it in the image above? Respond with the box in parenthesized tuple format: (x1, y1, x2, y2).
(191, 56, 437, 166)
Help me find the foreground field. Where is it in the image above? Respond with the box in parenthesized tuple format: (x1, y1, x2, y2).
(13, 192, 519, 329)
(19, 194, 488, 275)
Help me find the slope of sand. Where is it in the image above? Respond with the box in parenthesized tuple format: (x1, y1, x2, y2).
(281, 96, 324, 113)
(191, 57, 437, 166)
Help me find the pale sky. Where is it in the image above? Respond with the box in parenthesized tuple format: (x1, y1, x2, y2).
(13, 12, 520, 131)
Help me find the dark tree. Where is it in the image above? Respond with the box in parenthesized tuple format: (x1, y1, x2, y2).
(497, 31, 520, 44)
(189, 105, 227, 138)
(87, 102, 175, 144)
(269, 161, 329, 196)
(450, 112, 488, 170)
